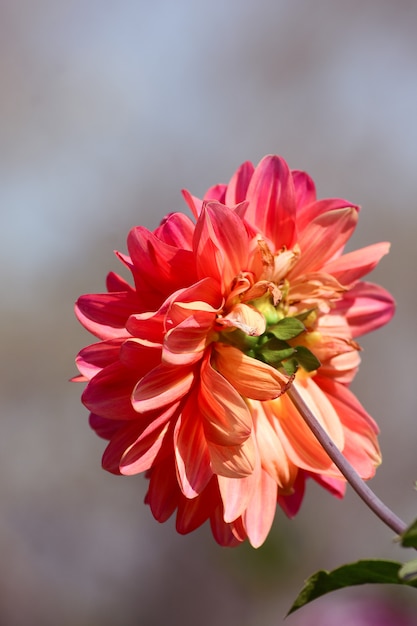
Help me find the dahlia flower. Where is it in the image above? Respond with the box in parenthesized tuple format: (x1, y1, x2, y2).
(74, 155, 394, 547)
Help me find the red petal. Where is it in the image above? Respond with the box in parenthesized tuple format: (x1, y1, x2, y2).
(127, 226, 196, 300)
(82, 362, 140, 419)
(89, 413, 124, 440)
(174, 396, 213, 498)
(75, 338, 125, 379)
(75, 292, 136, 339)
(193, 202, 249, 291)
(144, 455, 180, 523)
(176, 479, 218, 534)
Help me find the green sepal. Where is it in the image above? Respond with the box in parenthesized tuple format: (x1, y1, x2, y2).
(281, 357, 299, 377)
(294, 308, 316, 322)
(268, 317, 305, 340)
(287, 559, 417, 616)
(257, 338, 296, 364)
(294, 345, 321, 372)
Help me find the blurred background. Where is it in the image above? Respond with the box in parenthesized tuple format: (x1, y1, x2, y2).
(2, 1, 417, 624)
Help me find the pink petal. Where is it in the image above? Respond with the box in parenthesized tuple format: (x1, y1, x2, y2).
(295, 197, 359, 235)
(203, 183, 227, 203)
(181, 188, 202, 219)
(153, 212, 195, 249)
(292, 169, 316, 209)
(335, 281, 395, 337)
(315, 349, 361, 385)
(311, 473, 346, 498)
(243, 469, 277, 548)
(316, 376, 381, 478)
(217, 467, 258, 522)
(224, 160, 255, 205)
(289, 207, 358, 278)
(214, 343, 292, 401)
(132, 364, 195, 413)
(321, 242, 391, 286)
(193, 202, 249, 291)
(245, 155, 297, 249)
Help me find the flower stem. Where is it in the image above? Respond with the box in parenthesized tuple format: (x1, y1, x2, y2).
(287, 385, 407, 536)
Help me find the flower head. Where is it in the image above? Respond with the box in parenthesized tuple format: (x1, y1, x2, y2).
(74, 155, 394, 547)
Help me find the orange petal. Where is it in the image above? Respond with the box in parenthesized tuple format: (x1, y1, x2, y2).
(214, 343, 292, 400)
(290, 206, 358, 278)
(316, 376, 381, 478)
(132, 364, 194, 413)
(208, 434, 256, 479)
(199, 353, 252, 446)
(252, 401, 298, 489)
(216, 303, 266, 336)
(162, 311, 215, 365)
(217, 460, 258, 522)
(273, 378, 345, 473)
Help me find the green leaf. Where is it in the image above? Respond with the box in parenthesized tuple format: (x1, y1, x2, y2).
(294, 345, 321, 372)
(401, 518, 417, 548)
(287, 559, 417, 616)
(399, 559, 417, 582)
(269, 317, 305, 340)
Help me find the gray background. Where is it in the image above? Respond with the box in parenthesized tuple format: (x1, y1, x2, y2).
(2, 1, 417, 624)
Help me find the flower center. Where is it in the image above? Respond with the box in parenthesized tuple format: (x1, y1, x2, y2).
(218, 285, 321, 378)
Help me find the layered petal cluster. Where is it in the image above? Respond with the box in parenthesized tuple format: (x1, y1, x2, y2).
(74, 155, 395, 547)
